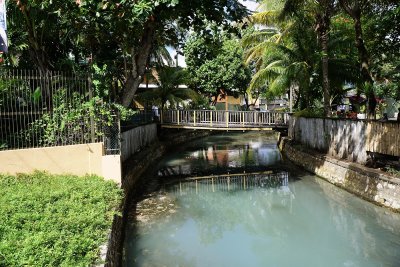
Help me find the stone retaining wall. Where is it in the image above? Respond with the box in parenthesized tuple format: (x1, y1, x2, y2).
(280, 137, 400, 211)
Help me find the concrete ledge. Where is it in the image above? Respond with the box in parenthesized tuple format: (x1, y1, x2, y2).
(280, 137, 400, 211)
(0, 143, 122, 183)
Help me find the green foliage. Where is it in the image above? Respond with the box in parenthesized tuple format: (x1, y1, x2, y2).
(19, 89, 134, 147)
(136, 67, 198, 109)
(293, 108, 325, 118)
(184, 32, 251, 97)
(0, 77, 32, 110)
(384, 167, 400, 178)
(244, 1, 362, 111)
(0, 172, 122, 267)
(5, 0, 248, 106)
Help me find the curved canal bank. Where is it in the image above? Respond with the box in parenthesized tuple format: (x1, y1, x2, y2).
(279, 137, 400, 212)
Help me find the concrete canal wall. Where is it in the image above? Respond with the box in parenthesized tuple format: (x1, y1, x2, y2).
(120, 123, 158, 162)
(289, 117, 400, 164)
(280, 137, 400, 212)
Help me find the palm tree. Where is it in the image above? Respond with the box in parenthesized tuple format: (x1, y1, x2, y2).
(136, 66, 199, 110)
(278, 0, 336, 116)
(338, 0, 377, 118)
(242, 3, 317, 109)
(243, 0, 359, 112)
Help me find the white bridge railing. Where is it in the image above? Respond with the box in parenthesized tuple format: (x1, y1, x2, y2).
(161, 110, 289, 129)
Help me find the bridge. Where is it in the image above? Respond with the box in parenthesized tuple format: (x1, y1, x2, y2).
(160, 110, 289, 130)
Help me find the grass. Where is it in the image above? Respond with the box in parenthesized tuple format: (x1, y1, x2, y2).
(384, 166, 400, 178)
(0, 171, 122, 267)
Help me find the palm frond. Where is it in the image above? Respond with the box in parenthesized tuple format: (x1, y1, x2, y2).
(242, 29, 279, 48)
(268, 75, 290, 96)
(248, 63, 283, 92)
(250, 10, 280, 25)
(244, 42, 270, 65)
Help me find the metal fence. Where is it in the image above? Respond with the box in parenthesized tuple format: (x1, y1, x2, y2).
(0, 69, 119, 153)
(161, 109, 289, 129)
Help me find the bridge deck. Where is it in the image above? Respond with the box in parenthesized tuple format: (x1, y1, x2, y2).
(160, 110, 289, 130)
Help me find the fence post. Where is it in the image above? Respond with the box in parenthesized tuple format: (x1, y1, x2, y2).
(225, 111, 229, 128)
(177, 110, 180, 125)
(210, 111, 213, 127)
(194, 110, 196, 126)
(88, 74, 96, 143)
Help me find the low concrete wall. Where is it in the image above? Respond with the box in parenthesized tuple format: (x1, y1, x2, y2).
(289, 116, 400, 164)
(280, 137, 400, 211)
(0, 143, 121, 183)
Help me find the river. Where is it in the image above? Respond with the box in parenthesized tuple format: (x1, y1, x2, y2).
(123, 132, 400, 267)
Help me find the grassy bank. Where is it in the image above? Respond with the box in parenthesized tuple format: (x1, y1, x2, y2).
(0, 172, 122, 266)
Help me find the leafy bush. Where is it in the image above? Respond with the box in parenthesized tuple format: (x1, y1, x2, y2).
(0, 172, 122, 267)
(293, 108, 325, 118)
(19, 89, 135, 147)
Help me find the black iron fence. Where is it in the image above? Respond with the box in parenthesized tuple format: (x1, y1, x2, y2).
(0, 69, 119, 153)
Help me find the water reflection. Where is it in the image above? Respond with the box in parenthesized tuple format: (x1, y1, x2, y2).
(158, 132, 282, 178)
(123, 132, 400, 267)
(167, 172, 290, 194)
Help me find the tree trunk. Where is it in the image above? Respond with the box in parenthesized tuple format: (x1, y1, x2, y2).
(15, 1, 51, 74)
(339, 0, 376, 118)
(321, 30, 331, 117)
(121, 19, 156, 107)
(316, 4, 332, 117)
(244, 93, 250, 110)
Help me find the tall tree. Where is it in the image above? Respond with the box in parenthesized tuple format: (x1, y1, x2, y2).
(315, 0, 335, 116)
(184, 32, 251, 106)
(338, 0, 377, 117)
(279, 0, 336, 116)
(7, 0, 249, 107)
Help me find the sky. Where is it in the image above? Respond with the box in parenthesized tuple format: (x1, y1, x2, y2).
(168, 0, 259, 67)
(239, 0, 258, 12)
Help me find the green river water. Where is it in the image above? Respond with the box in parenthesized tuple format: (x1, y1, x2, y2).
(123, 132, 400, 267)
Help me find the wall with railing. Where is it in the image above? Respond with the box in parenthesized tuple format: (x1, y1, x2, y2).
(289, 116, 400, 164)
(0, 69, 116, 151)
(0, 70, 123, 181)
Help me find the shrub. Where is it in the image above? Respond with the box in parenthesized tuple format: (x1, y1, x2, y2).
(293, 108, 325, 118)
(0, 172, 122, 267)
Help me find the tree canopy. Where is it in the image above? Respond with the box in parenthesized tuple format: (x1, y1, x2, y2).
(184, 31, 251, 101)
(5, 0, 249, 106)
(3, 0, 399, 114)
